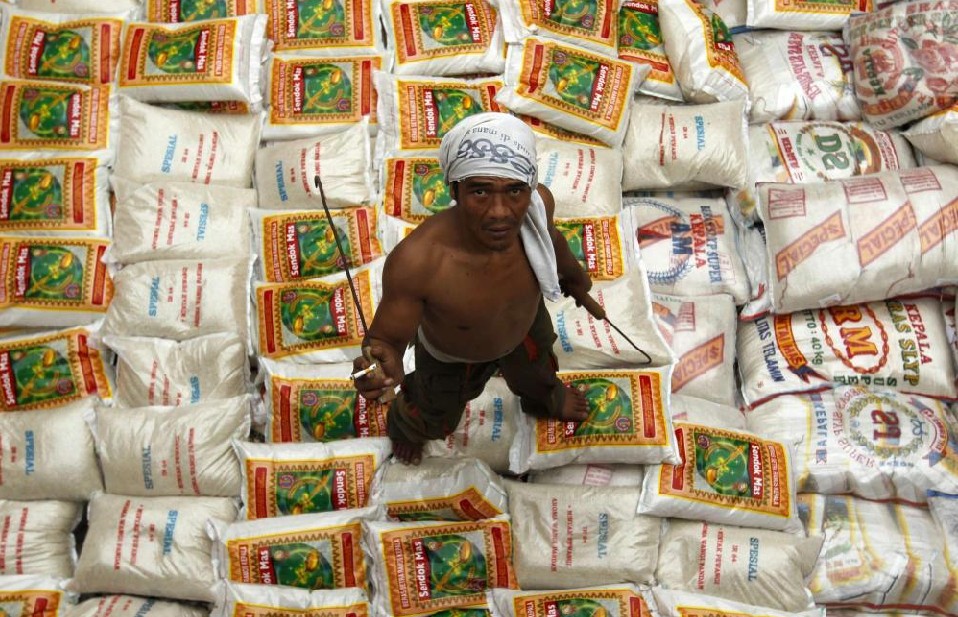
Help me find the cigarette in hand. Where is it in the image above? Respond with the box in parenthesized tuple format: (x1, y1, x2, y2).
(350, 363, 379, 380)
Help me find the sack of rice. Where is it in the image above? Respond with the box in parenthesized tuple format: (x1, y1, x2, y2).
(362, 517, 517, 616)
(109, 179, 254, 264)
(75, 493, 238, 601)
(521, 114, 608, 148)
(0, 235, 113, 327)
(847, 0, 958, 130)
(210, 506, 379, 589)
(381, 155, 452, 224)
(651, 293, 737, 406)
(900, 166, 958, 288)
(736, 31, 860, 124)
(235, 438, 390, 519)
(657, 519, 822, 612)
(0, 500, 79, 577)
(0, 576, 75, 617)
(639, 422, 803, 533)
(669, 394, 747, 430)
(117, 16, 267, 109)
(651, 588, 822, 617)
(147, 0, 264, 22)
(378, 213, 420, 253)
(701, 0, 747, 30)
(66, 596, 207, 617)
(747, 0, 872, 30)
(536, 137, 623, 217)
(487, 585, 654, 617)
(496, 37, 640, 148)
(553, 215, 627, 280)
(377, 457, 507, 522)
(113, 97, 261, 188)
(903, 104, 958, 165)
(738, 299, 958, 406)
(0, 325, 113, 412)
(621, 100, 748, 191)
(510, 367, 677, 473)
(497, 0, 619, 56)
(528, 464, 644, 487)
(0, 80, 113, 154)
(502, 481, 657, 588)
(213, 582, 368, 617)
(658, 0, 747, 104)
(256, 123, 374, 210)
(0, 155, 112, 236)
(250, 207, 382, 282)
(618, 0, 684, 102)
(928, 491, 958, 563)
(264, 0, 384, 54)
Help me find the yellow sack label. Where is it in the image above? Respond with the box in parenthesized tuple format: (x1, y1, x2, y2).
(513, 588, 652, 617)
(0, 81, 110, 151)
(269, 55, 380, 128)
(119, 20, 237, 88)
(0, 327, 112, 412)
(0, 157, 101, 233)
(0, 590, 63, 617)
(4, 15, 122, 85)
(391, 0, 497, 64)
(554, 216, 625, 280)
(618, 0, 676, 86)
(658, 423, 792, 519)
(521, 114, 606, 147)
(382, 157, 452, 223)
(148, 0, 264, 22)
(687, 0, 744, 85)
(269, 374, 389, 442)
(520, 0, 617, 50)
(396, 77, 502, 151)
(0, 236, 113, 313)
(386, 487, 505, 521)
(266, 0, 377, 51)
(232, 602, 368, 617)
(227, 521, 366, 588)
(774, 0, 871, 16)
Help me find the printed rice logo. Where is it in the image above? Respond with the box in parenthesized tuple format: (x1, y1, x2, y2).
(256, 545, 277, 584)
(284, 222, 302, 277)
(422, 89, 439, 138)
(410, 538, 432, 600)
(820, 305, 889, 374)
(775, 211, 845, 280)
(292, 66, 305, 113)
(0, 169, 12, 220)
(26, 31, 47, 77)
(544, 601, 559, 617)
(839, 390, 945, 465)
(193, 29, 211, 72)
(790, 124, 883, 180)
(0, 350, 17, 408)
(672, 335, 725, 392)
(637, 200, 726, 285)
(13, 245, 31, 299)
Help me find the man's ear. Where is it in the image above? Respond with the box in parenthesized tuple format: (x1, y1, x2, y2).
(450, 181, 460, 202)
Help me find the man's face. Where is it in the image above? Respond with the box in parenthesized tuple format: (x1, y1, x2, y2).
(454, 176, 533, 252)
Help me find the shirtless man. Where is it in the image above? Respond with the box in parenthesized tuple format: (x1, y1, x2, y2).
(353, 113, 592, 464)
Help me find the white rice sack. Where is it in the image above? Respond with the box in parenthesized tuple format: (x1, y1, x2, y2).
(701, 0, 747, 30)
(113, 97, 261, 188)
(747, 386, 958, 502)
(102, 257, 251, 344)
(502, 481, 658, 589)
(66, 596, 207, 617)
(109, 179, 254, 264)
(621, 100, 748, 191)
(377, 456, 507, 522)
(903, 104, 958, 165)
(510, 367, 677, 473)
(652, 589, 821, 617)
(639, 422, 803, 533)
(848, 0, 958, 130)
(75, 493, 238, 602)
(487, 585, 654, 617)
(496, 37, 640, 148)
(0, 325, 114, 412)
(658, 0, 747, 104)
(235, 438, 390, 519)
(0, 399, 101, 500)
(739, 299, 958, 406)
(669, 394, 747, 431)
(618, 0, 684, 102)
(0, 500, 79, 577)
(737, 31, 860, 124)
(747, 0, 872, 30)
(0, 576, 75, 617)
(255, 123, 374, 209)
(554, 214, 628, 281)
(422, 376, 519, 473)
(899, 166, 958, 288)
(259, 359, 389, 443)
(383, 0, 504, 76)
(528, 464, 643, 487)
(651, 293, 737, 406)
(250, 207, 382, 282)
(91, 396, 251, 497)
(497, 0, 621, 56)
(211, 506, 379, 589)
(657, 519, 822, 612)
(214, 582, 368, 617)
(548, 271, 674, 370)
(362, 517, 517, 616)
(145, 0, 264, 21)
(537, 137, 622, 217)
(117, 16, 267, 109)
(928, 491, 958, 564)
(0, 235, 113, 327)
(264, 0, 384, 54)
(521, 114, 611, 148)
(378, 213, 420, 254)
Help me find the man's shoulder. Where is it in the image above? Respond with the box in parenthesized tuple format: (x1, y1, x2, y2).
(384, 212, 455, 280)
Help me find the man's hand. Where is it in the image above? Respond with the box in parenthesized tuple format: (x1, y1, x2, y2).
(560, 269, 593, 307)
(353, 341, 405, 401)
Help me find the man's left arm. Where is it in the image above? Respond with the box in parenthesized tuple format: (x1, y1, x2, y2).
(537, 185, 593, 301)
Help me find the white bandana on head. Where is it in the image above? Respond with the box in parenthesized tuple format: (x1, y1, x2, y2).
(438, 112, 562, 302)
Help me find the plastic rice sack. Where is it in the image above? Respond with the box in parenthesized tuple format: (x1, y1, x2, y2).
(256, 124, 374, 210)
(362, 517, 517, 616)
(210, 506, 379, 589)
(102, 257, 251, 344)
(67, 596, 207, 617)
(381, 155, 453, 224)
(377, 457, 507, 521)
(0, 499, 79, 577)
(701, 0, 747, 30)
(639, 422, 802, 533)
(736, 31, 860, 124)
(553, 215, 627, 280)
(235, 438, 390, 519)
(657, 519, 822, 612)
(496, 37, 640, 148)
(109, 180, 254, 264)
(651, 293, 737, 406)
(264, 0, 384, 53)
(250, 207, 381, 282)
(652, 589, 821, 617)
(0, 80, 113, 153)
(422, 376, 519, 473)
(382, 0, 504, 76)
(147, 0, 264, 22)
(618, 0, 684, 102)
(510, 367, 677, 473)
(669, 394, 747, 430)
(114, 97, 261, 188)
(0, 577, 75, 617)
(903, 104, 958, 164)
(928, 491, 958, 562)
(487, 585, 654, 617)
(214, 582, 369, 617)
(746, 386, 958, 501)
(75, 493, 238, 601)
(117, 16, 267, 109)
(747, 0, 872, 30)
(497, 0, 619, 56)
(378, 213, 419, 253)
(537, 137, 622, 217)
(621, 100, 748, 191)
(0, 235, 113, 327)
(502, 481, 657, 588)
(658, 0, 747, 104)
(520, 114, 608, 147)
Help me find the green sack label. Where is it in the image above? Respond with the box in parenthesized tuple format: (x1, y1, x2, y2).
(383, 157, 453, 223)
(5, 15, 122, 85)
(247, 453, 376, 518)
(269, 55, 380, 127)
(0, 81, 111, 151)
(0, 157, 101, 233)
(269, 374, 389, 442)
(267, 0, 378, 51)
